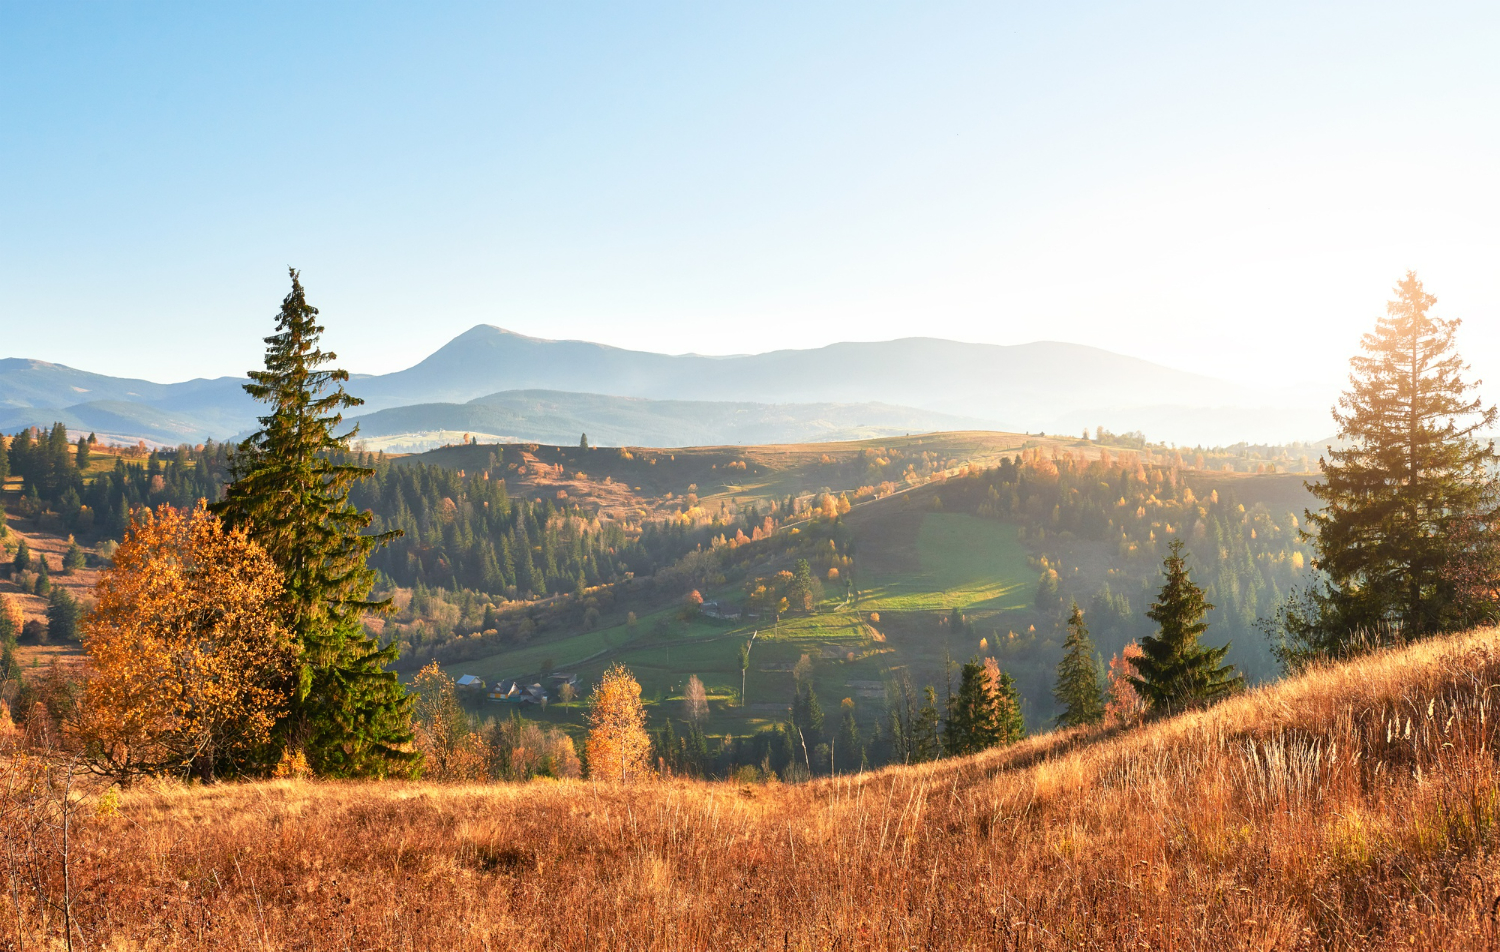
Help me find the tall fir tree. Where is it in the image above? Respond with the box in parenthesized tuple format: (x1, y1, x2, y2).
(43, 421, 72, 498)
(943, 657, 1021, 755)
(993, 664, 1025, 744)
(1281, 273, 1500, 661)
(1131, 540, 1242, 714)
(9, 429, 33, 491)
(910, 686, 943, 763)
(1054, 602, 1104, 727)
(792, 680, 825, 749)
(213, 268, 414, 778)
(834, 699, 863, 772)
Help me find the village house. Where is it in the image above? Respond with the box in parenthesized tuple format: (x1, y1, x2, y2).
(488, 679, 521, 701)
(700, 600, 743, 621)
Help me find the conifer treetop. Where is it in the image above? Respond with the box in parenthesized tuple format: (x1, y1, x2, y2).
(215, 268, 396, 635)
(1286, 272, 1500, 654)
(1132, 539, 1242, 713)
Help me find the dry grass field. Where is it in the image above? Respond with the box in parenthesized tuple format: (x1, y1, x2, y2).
(4, 627, 1500, 950)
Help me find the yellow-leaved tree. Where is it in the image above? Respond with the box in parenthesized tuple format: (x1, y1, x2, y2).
(74, 502, 296, 782)
(411, 661, 491, 782)
(585, 663, 652, 782)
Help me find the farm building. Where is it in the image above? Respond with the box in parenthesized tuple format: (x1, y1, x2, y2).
(488, 679, 520, 701)
(701, 600, 742, 621)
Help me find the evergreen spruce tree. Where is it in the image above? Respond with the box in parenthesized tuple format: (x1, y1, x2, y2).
(1281, 273, 1500, 661)
(792, 681, 825, 748)
(1131, 540, 1242, 714)
(834, 699, 863, 772)
(213, 269, 414, 778)
(45, 587, 81, 643)
(1054, 602, 1105, 727)
(12, 538, 30, 574)
(43, 422, 71, 498)
(788, 558, 817, 612)
(944, 657, 1007, 755)
(8, 429, 32, 490)
(911, 686, 943, 762)
(994, 667, 1025, 743)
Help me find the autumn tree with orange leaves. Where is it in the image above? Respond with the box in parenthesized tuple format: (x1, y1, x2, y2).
(585, 664, 652, 782)
(74, 502, 296, 782)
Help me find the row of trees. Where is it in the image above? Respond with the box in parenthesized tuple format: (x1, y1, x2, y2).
(1052, 541, 1241, 729)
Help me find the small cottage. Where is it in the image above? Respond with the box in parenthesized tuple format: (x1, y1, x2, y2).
(488, 679, 521, 701)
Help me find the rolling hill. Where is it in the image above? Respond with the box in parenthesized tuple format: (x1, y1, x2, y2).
(346, 389, 989, 451)
(0, 328, 1329, 446)
(345, 326, 1324, 443)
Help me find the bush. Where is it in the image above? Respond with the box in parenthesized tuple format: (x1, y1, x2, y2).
(20, 620, 46, 645)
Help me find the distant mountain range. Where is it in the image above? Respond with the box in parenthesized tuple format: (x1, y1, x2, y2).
(346, 390, 988, 452)
(0, 327, 1330, 447)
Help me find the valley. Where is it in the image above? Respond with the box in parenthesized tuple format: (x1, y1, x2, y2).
(0, 425, 1315, 768)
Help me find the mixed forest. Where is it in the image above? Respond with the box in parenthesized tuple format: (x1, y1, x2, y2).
(0, 269, 1496, 786)
(1, 269, 1499, 947)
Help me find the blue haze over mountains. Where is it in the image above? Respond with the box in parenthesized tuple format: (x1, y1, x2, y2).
(0, 326, 1325, 448)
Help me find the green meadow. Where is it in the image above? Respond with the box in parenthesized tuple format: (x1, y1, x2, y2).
(856, 512, 1033, 612)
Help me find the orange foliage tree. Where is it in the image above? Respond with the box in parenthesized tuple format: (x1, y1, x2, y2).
(0, 593, 21, 642)
(1103, 642, 1147, 729)
(75, 502, 296, 782)
(585, 663, 652, 782)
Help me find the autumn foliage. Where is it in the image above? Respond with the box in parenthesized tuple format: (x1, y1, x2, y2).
(73, 502, 295, 781)
(585, 663, 652, 782)
(1103, 642, 1146, 728)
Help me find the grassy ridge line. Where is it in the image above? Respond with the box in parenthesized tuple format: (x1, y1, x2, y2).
(27, 627, 1500, 949)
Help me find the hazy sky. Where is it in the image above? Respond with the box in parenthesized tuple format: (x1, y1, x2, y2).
(4, 2, 1498, 403)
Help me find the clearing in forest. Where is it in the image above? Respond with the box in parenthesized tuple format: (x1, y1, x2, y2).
(855, 511, 1032, 612)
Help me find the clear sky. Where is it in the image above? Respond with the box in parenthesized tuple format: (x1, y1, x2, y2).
(4, 2, 1498, 403)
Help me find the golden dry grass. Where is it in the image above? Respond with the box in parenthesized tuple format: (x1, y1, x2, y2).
(7, 627, 1500, 949)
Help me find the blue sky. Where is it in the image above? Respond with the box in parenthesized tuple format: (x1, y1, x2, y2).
(4, 2, 1498, 399)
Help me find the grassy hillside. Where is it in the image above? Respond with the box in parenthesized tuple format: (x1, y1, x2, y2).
(9, 627, 1497, 949)
(853, 510, 1033, 611)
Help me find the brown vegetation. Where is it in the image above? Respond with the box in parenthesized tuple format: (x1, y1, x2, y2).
(4, 627, 1500, 948)
(73, 503, 294, 782)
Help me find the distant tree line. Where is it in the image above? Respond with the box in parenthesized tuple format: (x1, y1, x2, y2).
(935, 447, 1311, 680)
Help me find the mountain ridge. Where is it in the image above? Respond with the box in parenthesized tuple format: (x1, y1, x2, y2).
(0, 326, 1326, 445)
